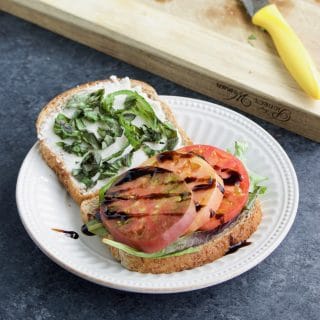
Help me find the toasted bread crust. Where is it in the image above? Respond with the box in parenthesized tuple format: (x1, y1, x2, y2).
(36, 78, 192, 204)
(80, 197, 262, 273)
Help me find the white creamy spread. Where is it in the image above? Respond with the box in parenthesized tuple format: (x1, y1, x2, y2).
(39, 76, 183, 193)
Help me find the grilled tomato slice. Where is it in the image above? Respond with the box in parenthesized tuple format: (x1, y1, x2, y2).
(100, 166, 196, 253)
(143, 151, 224, 233)
(178, 145, 249, 231)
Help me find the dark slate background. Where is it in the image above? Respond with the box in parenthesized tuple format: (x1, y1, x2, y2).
(0, 12, 319, 320)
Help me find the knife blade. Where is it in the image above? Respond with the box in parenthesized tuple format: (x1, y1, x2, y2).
(239, 0, 320, 99)
(240, 0, 268, 16)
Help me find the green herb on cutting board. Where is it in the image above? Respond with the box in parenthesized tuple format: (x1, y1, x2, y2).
(247, 34, 257, 47)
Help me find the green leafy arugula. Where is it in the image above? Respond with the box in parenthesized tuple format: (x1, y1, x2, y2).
(102, 238, 199, 259)
(231, 141, 268, 194)
(247, 33, 257, 47)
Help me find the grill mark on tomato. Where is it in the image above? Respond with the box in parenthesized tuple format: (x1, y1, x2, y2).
(221, 169, 243, 185)
(104, 191, 191, 204)
(184, 176, 197, 183)
(106, 179, 184, 196)
(103, 210, 129, 221)
(214, 166, 242, 186)
(184, 176, 213, 184)
(192, 178, 215, 192)
(104, 210, 185, 220)
(215, 213, 225, 223)
(194, 201, 204, 212)
(209, 209, 216, 218)
(114, 166, 172, 186)
(156, 151, 194, 162)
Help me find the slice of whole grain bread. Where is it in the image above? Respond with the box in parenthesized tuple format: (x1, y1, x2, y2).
(36, 78, 192, 204)
(80, 196, 262, 274)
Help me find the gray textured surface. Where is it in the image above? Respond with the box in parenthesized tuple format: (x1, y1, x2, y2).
(0, 12, 319, 320)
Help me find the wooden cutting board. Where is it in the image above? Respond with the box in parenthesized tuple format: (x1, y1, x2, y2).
(1, 0, 320, 141)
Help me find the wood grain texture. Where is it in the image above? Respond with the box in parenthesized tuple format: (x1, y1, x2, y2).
(1, 0, 320, 141)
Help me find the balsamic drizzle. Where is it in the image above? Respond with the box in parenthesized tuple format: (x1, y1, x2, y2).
(156, 151, 193, 162)
(222, 169, 243, 186)
(192, 178, 215, 192)
(225, 241, 251, 255)
(104, 191, 191, 204)
(195, 201, 204, 212)
(51, 228, 79, 239)
(209, 209, 216, 218)
(81, 224, 95, 236)
(114, 166, 171, 186)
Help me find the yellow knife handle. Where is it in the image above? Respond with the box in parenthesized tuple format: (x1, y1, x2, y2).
(252, 4, 320, 99)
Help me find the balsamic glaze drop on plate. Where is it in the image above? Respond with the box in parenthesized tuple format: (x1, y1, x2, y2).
(51, 228, 79, 239)
(225, 241, 251, 255)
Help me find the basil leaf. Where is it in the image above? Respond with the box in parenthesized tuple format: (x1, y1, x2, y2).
(159, 122, 178, 150)
(124, 92, 158, 130)
(75, 118, 86, 131)
(80, 151, 101, 176)
(82, 131, 100, 149)
(99, 168, 117, 180)
(118, 115, 142, 149)
(99, 115, 123, 137)
(113, 151, 134, 168)
(66, 89, 104, 110)
(65, 95, 88, 110)
(56, 141, 89, 157)
(99, 158, 120, 179)
(72, 151, 101, 187)
(99, 150, 133, 179)
(84, 110, 99, 122)
(72, 170, 95, 188)
(101, 135, 115, 149)
(100, 94, 115, 115)
(122, 113, 136, 122)
(86, 89, 105, 109)
(141, 125, 162, 143)
(104, 141, 130, 161)
(72, 151, 102, 188)
(72, 109, 83, 119)
(54, 114, 80, 139)
(142, 144, 157, 157)
(97, 127, 107, 139)
(124, 94, 137, 109)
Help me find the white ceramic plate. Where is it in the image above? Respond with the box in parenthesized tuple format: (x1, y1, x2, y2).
(16, 96, 299, 293)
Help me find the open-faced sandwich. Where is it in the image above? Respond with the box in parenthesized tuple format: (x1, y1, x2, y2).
(37, 76, 266, 274)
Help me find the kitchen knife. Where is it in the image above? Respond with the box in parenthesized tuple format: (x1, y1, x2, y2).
(240, 0, 320, 99)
